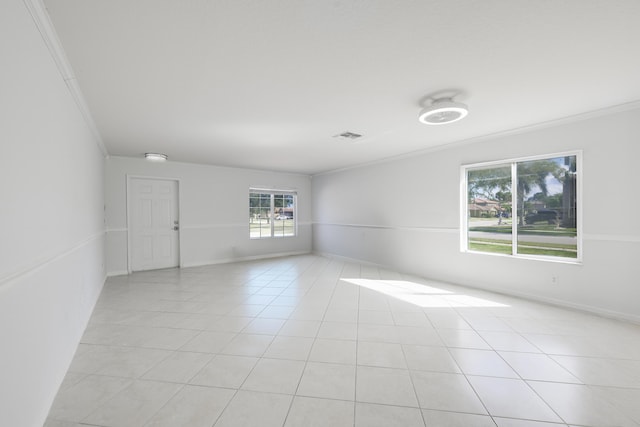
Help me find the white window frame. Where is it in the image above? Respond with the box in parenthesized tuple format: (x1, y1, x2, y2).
(460, 151, 582, 264)
(249, 188, 297, 239)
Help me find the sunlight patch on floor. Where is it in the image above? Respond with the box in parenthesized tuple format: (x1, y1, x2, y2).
(340, 278, 509, 308)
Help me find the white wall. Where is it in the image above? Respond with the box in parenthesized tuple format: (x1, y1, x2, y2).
(313, 106, 640, 322)
(106, 157, 312, 274)
(0, 1, 106, 426)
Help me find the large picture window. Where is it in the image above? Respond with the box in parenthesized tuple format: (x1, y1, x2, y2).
(463, 152, 580, 262)
(249, 189, 296, 239)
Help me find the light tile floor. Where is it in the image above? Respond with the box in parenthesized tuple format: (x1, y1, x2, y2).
(45, 255, 640, 427)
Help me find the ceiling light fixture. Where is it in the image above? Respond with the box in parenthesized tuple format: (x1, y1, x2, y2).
(145, 152, 168, 161)
(333, 131, 363, 140)
(418, 98, 469, 125)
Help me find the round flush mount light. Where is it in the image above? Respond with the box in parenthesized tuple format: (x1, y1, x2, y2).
(145, 152, 168, 161)
(418, 98, 469, 125)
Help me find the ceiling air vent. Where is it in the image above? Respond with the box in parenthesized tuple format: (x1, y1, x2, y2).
(333, 131, 363, 140)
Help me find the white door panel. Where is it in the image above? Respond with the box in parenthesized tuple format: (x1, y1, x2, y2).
(130, 178, 179, 271)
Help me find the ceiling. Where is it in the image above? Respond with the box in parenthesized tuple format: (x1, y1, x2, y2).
(43, 0, 640, 175)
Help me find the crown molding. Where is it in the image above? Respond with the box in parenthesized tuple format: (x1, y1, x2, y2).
(314, 99, 640, 177)
(22, 0, 108, 157)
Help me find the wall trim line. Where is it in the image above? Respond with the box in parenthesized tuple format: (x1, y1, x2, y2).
(313, 222, 458, 233)
(0, 231, 105, 288)
(182, 221, 313, 230)
(313, 223, 640, 243)
(583, 233, 640, 243)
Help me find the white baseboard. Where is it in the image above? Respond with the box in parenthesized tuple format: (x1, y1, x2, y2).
(312, 250, 388, 269)
(180, 250, 312, 269)
(473, 284, 640, 325)
(312, 250, 640, 325)
(106, 251, 312, 276)
(106, 270, 129, 277)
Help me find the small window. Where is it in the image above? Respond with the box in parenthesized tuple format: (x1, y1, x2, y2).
(463, 153, 580, 262)
(249, 189, 296, 239)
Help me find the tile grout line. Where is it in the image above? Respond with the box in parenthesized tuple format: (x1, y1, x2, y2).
(280, 256, 344, 427)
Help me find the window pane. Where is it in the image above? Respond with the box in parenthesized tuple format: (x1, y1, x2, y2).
(273, 194, 295, 237)
(516, 156, 577, 259)
(249, 193, 271, 239)
(467, 166, 513, 254)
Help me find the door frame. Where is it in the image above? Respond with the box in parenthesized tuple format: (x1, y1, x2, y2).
(126, 175, 182, 273)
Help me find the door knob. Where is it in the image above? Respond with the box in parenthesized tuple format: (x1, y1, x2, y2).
(173, 226, 179, 231)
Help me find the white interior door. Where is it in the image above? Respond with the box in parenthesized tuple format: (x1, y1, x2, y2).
(130, 178, 180, 272)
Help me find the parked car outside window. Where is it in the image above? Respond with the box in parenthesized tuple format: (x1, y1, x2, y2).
(525, 209, 559, 224)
